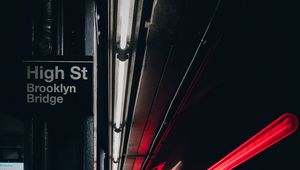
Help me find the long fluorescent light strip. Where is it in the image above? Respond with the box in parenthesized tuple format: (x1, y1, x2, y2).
(112, 0, 132, 168)
(208, 113, 298, 170)
(119, 0, 131, 49)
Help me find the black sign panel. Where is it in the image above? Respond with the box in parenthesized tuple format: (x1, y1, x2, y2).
(23, 56, 93, 117)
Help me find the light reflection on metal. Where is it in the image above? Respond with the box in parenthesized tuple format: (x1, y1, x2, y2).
(171, 161, 183, 170)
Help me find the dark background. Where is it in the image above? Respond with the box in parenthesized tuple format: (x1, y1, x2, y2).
(0, 0, 300, 169)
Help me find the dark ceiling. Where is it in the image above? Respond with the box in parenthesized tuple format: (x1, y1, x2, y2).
(122, 0, 300, 169)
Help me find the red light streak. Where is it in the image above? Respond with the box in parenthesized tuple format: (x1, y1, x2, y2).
(208, 113, 298, 170)
(152, 162, 166, 170)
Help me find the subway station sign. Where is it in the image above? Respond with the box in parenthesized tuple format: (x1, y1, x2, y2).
(23, 56, 93, 116)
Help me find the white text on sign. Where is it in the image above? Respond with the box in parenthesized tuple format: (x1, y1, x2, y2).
(27, 66, 88, 83)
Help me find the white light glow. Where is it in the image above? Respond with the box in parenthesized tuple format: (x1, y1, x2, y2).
(114, 60, 127, 129)
(119, 0, 131, 49)
(112, 162, 119, 170)
(113, 131, 122, 162)
(171, 161, 183, 170)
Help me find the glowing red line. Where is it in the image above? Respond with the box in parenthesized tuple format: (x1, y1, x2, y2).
(152, 162, 166, 170)
(208, 113, 298, 170)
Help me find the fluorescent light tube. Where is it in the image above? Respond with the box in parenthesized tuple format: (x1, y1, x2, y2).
(114, 60, 127, 129)
(113, 131, 122, 162)
(119, 0, 131, 49)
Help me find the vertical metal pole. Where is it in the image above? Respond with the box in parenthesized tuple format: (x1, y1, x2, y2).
(97, 0, 109, 169)
(84, 0, 98, 169)
(27, 0, 54, 169)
